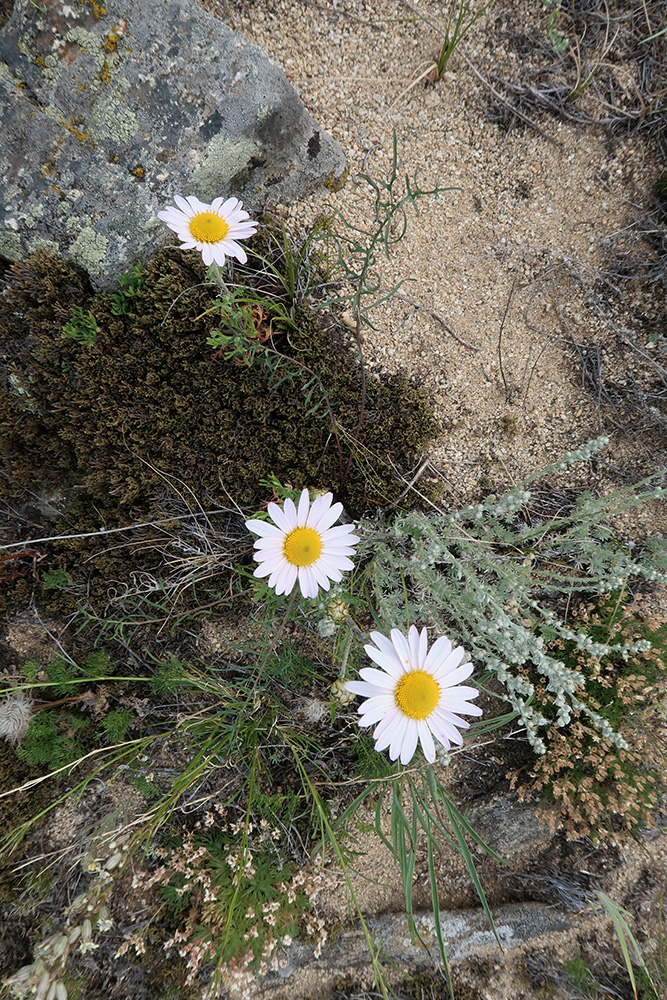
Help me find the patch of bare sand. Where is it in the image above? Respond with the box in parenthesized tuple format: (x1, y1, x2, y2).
(202, 0, 666, 522)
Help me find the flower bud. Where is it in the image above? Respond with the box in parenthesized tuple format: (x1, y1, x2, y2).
(330, 677, 355, 706)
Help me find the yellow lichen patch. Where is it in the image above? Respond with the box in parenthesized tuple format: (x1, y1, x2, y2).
(101, 28, 121, 53)
(98, 60, 111, 86)
(67, 117, 97, 149)
(324, 163, 349, 193)
(82, 0, 108, 18)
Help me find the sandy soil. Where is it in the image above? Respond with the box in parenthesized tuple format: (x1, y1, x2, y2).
(202, 0, 666, 516)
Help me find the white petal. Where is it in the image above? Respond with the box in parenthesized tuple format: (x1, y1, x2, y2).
(311, 562, 332, 592)
(315, 501, 344, 532)
(423, 635, 453, 673)
(306, 493, 332, 529)
(173, 195, 194, 215)
(158, 209, 186, 225)
(252, 537, 285, 552)
(372, 708, 400, 744)
(220, 197, 239, 216)
(353, 683, 390, 700)
(274, 562, 298, 595)
(211, 246, 227, 267)
(282, 498, 298, 530)
(245, 518, 281, 538)
(186, 195, 206, 212)
(388, 714, 411, 761)
(436, 708, 471, 728)
(318, 523, 357, 541)
(267, 501, 291, 533)
(318, 563, 342, 583)
(358, 667, 396, 689)
(320, 555, 354, 582)
(434, 662, 474, 687)
(390, 629, 412, 670)
(228, 222, 258, 237)
(297, 489, 311, 525)
(418, 720, 436, 763)
(432, 726, 451, 752)
(323, 544, 360, 559)
(408, 626, 421, 666)
(418, 628, 428, 668)
(161, 219, 184, 235)
(345, 680, 382, 699)
(364, 641, 405, 680)
(442, 699, 483, 718)
(441, 684, 480, 702)
(224, 240, 248, 263)
(375, 714, 402, 753)
(358, 698, 395, 727)
(201, 244, 214, 266)
(400, 721, 419, 765)
(299, 565, 320, 599)
(430, 645, 466, 678)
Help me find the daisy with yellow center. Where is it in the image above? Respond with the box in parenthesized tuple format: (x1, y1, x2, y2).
(245, 489, 360, 600)
(158, 195, 258, 268)
(345, 626, 482, 765)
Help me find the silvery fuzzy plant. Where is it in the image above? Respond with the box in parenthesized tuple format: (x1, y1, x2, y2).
(364, 437, 667, 754)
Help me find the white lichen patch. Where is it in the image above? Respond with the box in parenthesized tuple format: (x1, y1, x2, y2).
(66, 26, 107, 73)
(91, 94, 138, 144)
(27, 236, 60, 258)
(0, 229, 23, 259)
(65, 213, 84, 234)
(38, 52, 63, 86)
(69, 225, 108, 273)
(192, 134, 260, 193)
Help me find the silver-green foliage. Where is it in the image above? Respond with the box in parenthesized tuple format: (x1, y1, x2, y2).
(365, 437, 667, 753)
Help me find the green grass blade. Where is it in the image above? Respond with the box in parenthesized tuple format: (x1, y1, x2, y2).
(594, 891, 657, 999)
(427, 829, 454, 1000)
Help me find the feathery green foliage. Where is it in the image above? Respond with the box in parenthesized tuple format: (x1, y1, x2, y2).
(365, 437, 667, 753)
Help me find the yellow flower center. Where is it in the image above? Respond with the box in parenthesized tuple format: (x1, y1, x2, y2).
(188, 211, 230, 244)
(394, 670, 440, 720)
(283, 527, 322, 567)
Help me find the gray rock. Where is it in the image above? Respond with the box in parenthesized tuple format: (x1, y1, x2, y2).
(253, 902, 577, 998)
(0, 0, 346, 288)
(465, 792, 553, 860)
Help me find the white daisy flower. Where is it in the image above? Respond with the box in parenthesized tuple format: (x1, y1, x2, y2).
(245, 489, 359, 600)
(157, 195, 258, 268)
(345, 626, 482, 765)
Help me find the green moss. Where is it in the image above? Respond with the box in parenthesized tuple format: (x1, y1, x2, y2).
(0, 248, 437, 522)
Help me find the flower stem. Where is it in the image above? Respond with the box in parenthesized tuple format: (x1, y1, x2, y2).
(211, 262, 229, 293)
